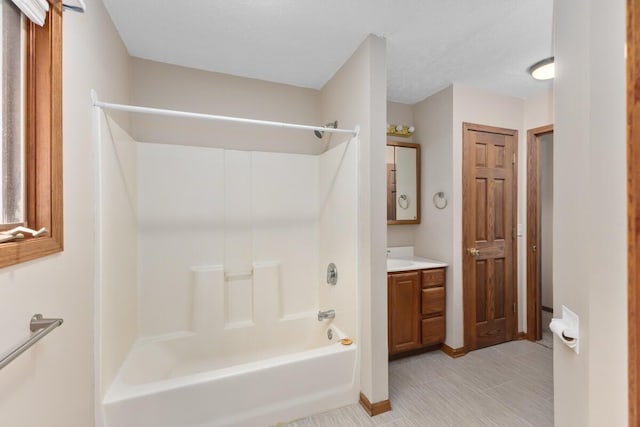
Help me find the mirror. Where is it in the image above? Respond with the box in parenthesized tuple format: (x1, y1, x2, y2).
(387, 141, 421, 224)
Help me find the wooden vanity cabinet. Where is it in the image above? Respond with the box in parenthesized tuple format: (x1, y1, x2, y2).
(388, 268, 446, 356)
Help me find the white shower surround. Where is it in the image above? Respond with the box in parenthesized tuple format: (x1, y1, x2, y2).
(136, 141, 358, 338)
(137, 143, 324, 334)
(100, 138, 359, 426)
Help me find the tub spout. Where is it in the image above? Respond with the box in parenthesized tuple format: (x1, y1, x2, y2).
(318, 309, 336, 321)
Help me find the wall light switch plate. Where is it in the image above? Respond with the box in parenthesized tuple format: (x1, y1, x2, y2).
(517, 223, 523, 236)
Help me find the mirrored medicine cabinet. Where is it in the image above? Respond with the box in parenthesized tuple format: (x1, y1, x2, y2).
(386, 141, 421, 224)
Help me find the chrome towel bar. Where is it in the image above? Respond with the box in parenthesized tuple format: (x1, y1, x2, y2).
(0, 314, 63, 371)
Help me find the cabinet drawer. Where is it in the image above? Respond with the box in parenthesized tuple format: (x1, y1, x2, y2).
(422, 287, 445, 315)
(422, 268, 445, 288)
(422, 316, 445, 346)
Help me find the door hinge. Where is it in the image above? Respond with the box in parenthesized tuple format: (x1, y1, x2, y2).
(513, 302, 516, 313)
(512, 227, 516, 239)
(512, 153, 516, 165)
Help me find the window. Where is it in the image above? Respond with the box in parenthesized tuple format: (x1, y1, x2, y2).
(0, 0, 62, 268)
(1, 0, 25, 225)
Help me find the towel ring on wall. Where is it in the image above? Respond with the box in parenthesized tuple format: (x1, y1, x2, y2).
(433, 192, 448, 209)
(397, 194, 410, 209)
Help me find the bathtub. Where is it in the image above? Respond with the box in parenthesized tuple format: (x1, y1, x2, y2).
(102, 318, 358, 427)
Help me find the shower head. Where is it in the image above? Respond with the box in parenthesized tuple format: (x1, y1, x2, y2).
(314, 121, 338, 139)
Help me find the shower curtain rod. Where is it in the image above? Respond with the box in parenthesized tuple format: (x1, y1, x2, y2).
(90, 90, 360, 138)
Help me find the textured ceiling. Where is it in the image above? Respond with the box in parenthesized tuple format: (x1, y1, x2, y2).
(102, 0, 553, 104)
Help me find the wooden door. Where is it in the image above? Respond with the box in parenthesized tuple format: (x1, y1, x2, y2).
(388, 271, 420, 354)
(526, 125, 553, 342)
(462, 123, 517, 351)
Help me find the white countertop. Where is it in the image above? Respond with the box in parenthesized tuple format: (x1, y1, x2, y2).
(387, 256, 448, 273)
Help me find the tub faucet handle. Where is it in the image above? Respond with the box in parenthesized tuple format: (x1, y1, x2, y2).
(326, 263, 338, 285)
(318, 309, 336, 321)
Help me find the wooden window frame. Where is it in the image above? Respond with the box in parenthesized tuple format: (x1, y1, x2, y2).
(0, 1, 63, 268)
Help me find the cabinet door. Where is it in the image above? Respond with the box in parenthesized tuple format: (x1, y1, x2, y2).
(388, 271, 421, 354)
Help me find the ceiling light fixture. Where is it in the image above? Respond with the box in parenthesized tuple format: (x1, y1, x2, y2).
(529, 57, 555, 80)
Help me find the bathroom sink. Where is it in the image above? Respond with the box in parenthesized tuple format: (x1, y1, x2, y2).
(387, 259, 414, 269)
(386, 256, 448, 272)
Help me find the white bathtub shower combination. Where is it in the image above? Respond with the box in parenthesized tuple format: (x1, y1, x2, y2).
(97, 129, 359, 427)
(103, 320, 357, 427)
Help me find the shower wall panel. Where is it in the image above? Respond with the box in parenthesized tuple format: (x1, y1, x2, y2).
(137, 143, 319, 337)
(318, 140, 358, 340)
(252, 152, 319, 318)
(223, 150, 254, 326)
(137, 143, 225, 335)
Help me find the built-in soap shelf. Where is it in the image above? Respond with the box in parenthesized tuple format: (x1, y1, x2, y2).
(190, 262, 282, 333)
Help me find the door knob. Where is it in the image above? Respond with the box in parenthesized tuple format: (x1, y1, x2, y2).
(467, 247, 480, 257)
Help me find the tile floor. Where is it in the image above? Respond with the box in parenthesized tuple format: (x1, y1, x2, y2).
(286, 340, 553, 427)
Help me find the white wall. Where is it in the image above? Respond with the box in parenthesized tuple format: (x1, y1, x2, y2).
(96, 114, 137, 401)
(131, 58, 322, 155)
(412, 86, 455, 340)
(554, 2, 595, 425)
(524, 89, 554, 129)
(387, 101, 414, 144)
(554, 0, 627, 425)
(320, 35, 388, 404)
(586, 1, 627, 421)
(0, 1, 131, 426)
(539, 133, 553, 309)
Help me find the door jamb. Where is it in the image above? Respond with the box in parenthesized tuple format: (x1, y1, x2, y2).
(525, 125, 553, 342)
(628, 0, 640, 423)
(462, 122, 519, 351)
